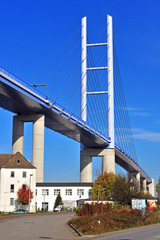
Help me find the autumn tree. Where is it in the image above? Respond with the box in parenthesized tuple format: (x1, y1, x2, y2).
(156, 177, 160, 204)
(112, 174, 133, 205)
(54, 193, 62, 208)
(92, 171, 115, 200)
(17, 185, 33, 205)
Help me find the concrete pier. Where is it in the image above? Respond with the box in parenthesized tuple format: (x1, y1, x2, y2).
(32, 115, 44, 182)
(80, 150, 92, 182)
(148, 178, 155, 197)
(136, 172, 140, 192)
(12, 116, 24, 154)
(143, 179, 147, 193)
(80, 148, 115, 182)
(102, 149, 115, 174)
(12, 114, 45, 182)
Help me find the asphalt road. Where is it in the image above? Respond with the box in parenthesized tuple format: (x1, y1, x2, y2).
(88, 224, 160, 240)
(0, 213, 160, 240)
(0, 213, 77, 240)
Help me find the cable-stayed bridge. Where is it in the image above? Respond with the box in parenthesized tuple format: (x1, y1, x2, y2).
(0, 15, 154, 195)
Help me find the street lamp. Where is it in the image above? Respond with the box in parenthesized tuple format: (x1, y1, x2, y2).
(30, 84, 49, 101)
(28, 174, 33, 213)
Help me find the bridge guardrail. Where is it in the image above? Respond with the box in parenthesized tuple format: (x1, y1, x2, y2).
(0, 66, 110, 144)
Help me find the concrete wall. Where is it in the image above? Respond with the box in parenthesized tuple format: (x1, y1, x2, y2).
(36, 186, 92, 211)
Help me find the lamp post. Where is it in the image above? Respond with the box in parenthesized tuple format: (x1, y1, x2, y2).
(30, 84, 49, 101)
(28, 174, 33, 213)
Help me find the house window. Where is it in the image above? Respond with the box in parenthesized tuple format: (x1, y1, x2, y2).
(65, 189, 72, 196)
(77, 189, 84, 196)
(10, 184, 14, 192)
(42, 189, 49, 195)
(11, 171, 14, 178)
(54, 189, 60, 195)
(10, 198, 14, 206)
(17, 159, 20, 164)
(36, 189, 37, 195)
(22, 171, 26, 178)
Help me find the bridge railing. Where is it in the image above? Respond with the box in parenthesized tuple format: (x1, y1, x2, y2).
(0, 66, 151, 180)
(0, 66, 110, 144)
(115, 144, 151, 180)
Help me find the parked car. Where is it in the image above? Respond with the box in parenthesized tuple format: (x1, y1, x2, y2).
(53, 207, 60, 212)
(11, 209, 27, 214)
(53, 205, 62, 212)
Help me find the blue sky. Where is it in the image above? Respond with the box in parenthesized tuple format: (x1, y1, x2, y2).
(0, 0, 160, 186)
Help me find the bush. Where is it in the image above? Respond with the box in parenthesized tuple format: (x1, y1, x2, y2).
(78, 203, 112, 216)
(69, 206, 160, 235)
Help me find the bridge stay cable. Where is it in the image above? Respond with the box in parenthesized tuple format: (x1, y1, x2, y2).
(113, 44, 138, 163)
(30, 27, 81, 84)
(87, 48, 108, 136)
(87, 47, 108, 130)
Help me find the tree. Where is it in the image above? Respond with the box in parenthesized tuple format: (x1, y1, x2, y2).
(156, 177, 160, 204)
(112, 174, 132, 205)
(17, 185, 33, 205)
(54, 193, 62, 208)
(92, 171, 115, 200)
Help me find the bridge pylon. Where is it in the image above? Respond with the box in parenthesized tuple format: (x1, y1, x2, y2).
(80, 15, 115, 182)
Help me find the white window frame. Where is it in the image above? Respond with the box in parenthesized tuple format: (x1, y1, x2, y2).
(54, 189, 61, 195)
(11, 171, 15, 178)
(10, 198, 14, 206)
(65, 189, 72, 196)
(22, 171, 27, 178)
(77, 189, 84, 196)
(10, 184, 14, 193)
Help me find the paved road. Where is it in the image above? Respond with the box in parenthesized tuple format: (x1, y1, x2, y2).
(0, 213, 78, 240)
(1, 213, 160, 240)
(88, 224, 160, 240)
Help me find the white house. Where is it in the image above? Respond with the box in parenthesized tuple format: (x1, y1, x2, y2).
(36, 182, 93, 211)
(0, 152, 36, 212)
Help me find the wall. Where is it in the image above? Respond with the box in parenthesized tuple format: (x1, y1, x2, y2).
(0, 168, 36, 212)
(36, 185, 92, 211)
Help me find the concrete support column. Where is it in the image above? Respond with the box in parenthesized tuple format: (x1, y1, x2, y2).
(143, 179, 147, 193)
(32, 114, 44, 183)
(80, 150, 92, 182)
(136, 172, 140, 192)
(148, 178, 155, 197)
(127, 173, 134, 190)
(102, 148, 115, 174)
(12, 116, 24, 154)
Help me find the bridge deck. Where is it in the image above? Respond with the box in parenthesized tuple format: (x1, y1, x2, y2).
(0, 67, 151, 184)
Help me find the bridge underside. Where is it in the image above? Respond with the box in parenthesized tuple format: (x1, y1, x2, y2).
(0, 74, 108, 148)
(115, 149, 151, 184)
(0, 70, 152, 185)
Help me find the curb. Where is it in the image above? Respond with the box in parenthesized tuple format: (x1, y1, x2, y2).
(0, 211, 73, 219)
(69, 223, 82, 236)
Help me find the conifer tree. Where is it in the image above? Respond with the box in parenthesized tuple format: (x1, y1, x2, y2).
(54, 193, 62, 208)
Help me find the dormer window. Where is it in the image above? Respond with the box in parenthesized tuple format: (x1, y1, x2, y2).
(17, 159, 20, 164)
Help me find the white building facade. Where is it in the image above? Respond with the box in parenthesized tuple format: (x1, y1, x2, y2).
(0, 152, 36, 212)
(36, 182, 93, 211)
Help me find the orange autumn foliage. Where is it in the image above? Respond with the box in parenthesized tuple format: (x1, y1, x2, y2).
(17, 185, 33, 205)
